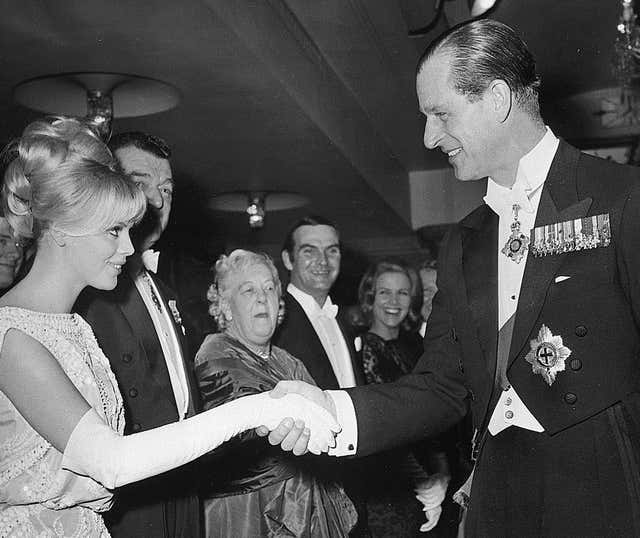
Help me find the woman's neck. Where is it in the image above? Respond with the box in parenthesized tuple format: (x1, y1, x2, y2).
(369, 320, 399, 341)
(226, 328, 270, 358)
(1, 253, 81, 313)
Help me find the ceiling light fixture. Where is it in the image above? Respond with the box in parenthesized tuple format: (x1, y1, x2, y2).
(13, 72, 181, 141)
(246, 195, 266, 229)
(209, 191, 309, 229)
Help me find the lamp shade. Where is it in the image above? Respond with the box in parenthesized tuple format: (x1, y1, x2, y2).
(13, 72, 181, 117)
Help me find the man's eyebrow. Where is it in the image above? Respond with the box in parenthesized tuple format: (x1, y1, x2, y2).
(128, 171, 151, 178)
(128, 171, 174, 185)
(297, 242, 340, 250)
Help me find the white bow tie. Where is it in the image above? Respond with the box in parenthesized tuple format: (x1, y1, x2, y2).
(141, 249, 160, 273)
(484, 183, 533, 217)
(319, 303, 338, 319)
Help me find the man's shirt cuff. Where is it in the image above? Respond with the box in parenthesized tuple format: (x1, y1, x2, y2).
(327, 390, 357, 456)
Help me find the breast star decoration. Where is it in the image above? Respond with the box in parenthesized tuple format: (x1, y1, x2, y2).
(525, 324, 572, 386)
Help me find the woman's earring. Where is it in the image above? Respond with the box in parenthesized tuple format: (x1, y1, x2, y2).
(49, 229, 66, 247)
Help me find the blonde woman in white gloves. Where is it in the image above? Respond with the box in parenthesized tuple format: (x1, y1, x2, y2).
(0, 117, 337, 537)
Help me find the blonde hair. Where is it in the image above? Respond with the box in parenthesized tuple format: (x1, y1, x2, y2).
(2, 117, 146, 242)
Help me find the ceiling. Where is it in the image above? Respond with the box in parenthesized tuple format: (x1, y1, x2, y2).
(0, 0, 627, 262)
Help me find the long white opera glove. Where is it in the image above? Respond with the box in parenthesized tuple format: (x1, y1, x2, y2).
(62, 392, 339, 490)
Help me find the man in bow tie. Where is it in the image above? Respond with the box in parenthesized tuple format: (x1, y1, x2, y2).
(268, 19, 640, 537)
(75, 132, 201, 538)
(274, 215, 364, 390)
(272, 215, 369, 535)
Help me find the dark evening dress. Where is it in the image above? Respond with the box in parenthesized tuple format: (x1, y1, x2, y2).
(195, 333, 357, 538)
(360, 331, 462, 537)
(360, 331, 426, 537)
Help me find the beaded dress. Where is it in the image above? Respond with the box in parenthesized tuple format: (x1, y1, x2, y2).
(0, 307, 124, 537)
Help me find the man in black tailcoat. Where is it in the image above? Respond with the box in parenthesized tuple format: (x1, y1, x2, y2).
(272, 215, 369, 536)
(269, 19, 640, 537)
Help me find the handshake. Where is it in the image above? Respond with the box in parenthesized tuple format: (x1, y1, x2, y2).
(255, 380, 339, 455)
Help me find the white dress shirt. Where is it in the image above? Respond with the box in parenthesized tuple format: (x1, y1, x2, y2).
(287, 283, 357, 389)
(133, 269, 190, 420)
(329, 127, 560, 455)
(141, 248, 160, 274)
(484, 127, 558, 435)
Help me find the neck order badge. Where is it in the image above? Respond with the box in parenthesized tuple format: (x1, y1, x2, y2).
(501, 204, 530, 263)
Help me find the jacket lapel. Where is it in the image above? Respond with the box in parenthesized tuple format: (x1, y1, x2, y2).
(151, 274, 199, 416)
(462, 205, 499, 378)
(336, 314, 366, 386)
(283, 293, 339, 388)
(120, 263, 180, 411)
(508, 142, 592, 366)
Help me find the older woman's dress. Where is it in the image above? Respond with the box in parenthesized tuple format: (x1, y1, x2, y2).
(0, 307, 124, 537)
(195, 333, 357, 538)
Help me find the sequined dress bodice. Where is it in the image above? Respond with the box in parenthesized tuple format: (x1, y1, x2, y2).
(0, 307, 124, 537)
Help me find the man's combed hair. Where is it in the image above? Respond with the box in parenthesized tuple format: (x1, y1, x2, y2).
(418, 19, 542, 117)
(109, 131, 172, 160)
(281, 215, 339, 259)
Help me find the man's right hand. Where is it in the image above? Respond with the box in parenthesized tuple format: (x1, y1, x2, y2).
(255, 380, 338, 455)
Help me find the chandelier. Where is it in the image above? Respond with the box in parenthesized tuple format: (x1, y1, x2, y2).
(614, 0, 640, 88)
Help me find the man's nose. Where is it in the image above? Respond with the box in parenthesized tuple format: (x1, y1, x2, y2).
(145, 185, 164, 209)
(423, 118, 442, 150)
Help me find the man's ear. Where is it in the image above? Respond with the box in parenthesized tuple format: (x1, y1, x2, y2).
(488, 79, 512, 123)
(282, 250, 293, 271)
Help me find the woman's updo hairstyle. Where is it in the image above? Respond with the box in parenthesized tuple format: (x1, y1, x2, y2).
(206, 249, 283, 331)
(2, 116, 146, 242)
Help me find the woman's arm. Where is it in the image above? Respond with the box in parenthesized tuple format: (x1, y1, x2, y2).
(0, 330, 339, 490)
(0, 329, 90, 452)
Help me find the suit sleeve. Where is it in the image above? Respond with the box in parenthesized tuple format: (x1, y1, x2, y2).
(345, 229, 470, 456)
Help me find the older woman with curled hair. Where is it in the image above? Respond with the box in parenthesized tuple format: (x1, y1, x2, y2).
(195, 249, 357, 538)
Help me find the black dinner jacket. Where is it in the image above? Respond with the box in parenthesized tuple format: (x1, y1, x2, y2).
(74, 256, 201, 538)
(273, 289, 366, 390)
(348, 140, 640, 456)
